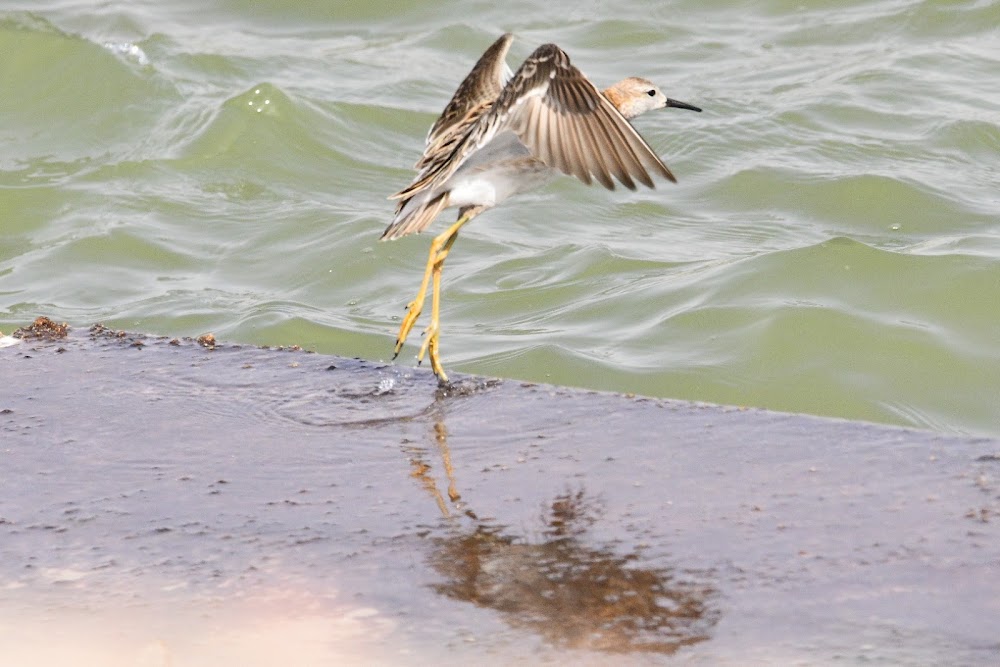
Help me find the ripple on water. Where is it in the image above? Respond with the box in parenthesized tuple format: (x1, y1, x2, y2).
(0, 2, 998, 440)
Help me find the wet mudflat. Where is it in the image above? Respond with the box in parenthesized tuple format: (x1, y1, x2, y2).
(1, 325, 998, 666)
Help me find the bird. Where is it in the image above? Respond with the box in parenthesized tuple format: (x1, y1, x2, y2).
(381, 33, 701, 384)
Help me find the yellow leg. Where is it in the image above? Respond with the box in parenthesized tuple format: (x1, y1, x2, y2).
(393, 258, 435, 358)
(393, 208, 479, 382)
(419, 231, 459, 381)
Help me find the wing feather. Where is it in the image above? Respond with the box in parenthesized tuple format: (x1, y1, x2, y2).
(424, 33, 513, 150)
(390, 39, 677, 205)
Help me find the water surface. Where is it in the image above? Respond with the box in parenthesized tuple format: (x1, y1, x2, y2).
(1, 0, 999, 435)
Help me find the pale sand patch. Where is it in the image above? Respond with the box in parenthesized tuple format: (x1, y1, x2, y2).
(0, 589, 394, 667)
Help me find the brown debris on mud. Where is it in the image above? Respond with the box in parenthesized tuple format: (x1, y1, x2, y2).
(12, 316, 70, 340)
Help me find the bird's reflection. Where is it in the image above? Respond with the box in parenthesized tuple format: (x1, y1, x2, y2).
(404, 403, 719, 655)
(429, 489, 718, 654)
(405, 417, 462, 518)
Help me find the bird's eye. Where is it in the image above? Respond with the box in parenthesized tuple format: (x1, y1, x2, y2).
(647, 89, 656, 97)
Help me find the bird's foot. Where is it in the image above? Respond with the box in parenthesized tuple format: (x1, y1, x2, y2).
(418, 320, 448, 383)
(393, 299, 423, 358)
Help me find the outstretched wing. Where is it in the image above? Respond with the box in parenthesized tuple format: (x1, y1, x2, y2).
(501, 44, 676, 189)
(392, 41, 674, 203)
(422, 33, 514, 154)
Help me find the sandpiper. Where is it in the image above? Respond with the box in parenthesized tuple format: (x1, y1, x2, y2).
(382, 33, 701, 384)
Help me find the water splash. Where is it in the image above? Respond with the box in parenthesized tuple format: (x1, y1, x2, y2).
(102, 41, 149, 66)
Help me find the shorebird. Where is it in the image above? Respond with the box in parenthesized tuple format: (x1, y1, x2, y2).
(382, 33, 701, 384)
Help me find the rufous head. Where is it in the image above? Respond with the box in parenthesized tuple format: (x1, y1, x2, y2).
(603, 77, 702, 119)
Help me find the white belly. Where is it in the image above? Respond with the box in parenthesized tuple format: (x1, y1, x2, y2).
(445, 130, 556, 209)
(448, 158, 555, 209)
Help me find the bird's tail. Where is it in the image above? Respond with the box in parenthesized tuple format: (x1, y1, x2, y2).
(380, 192, 449, 241)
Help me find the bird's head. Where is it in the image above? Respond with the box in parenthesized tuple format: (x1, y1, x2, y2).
(604, 77, 702, 120)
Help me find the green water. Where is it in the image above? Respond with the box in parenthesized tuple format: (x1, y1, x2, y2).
(2, 0, 998, 437)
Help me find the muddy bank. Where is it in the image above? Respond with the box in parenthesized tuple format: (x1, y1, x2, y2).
(1, 324, 998, 665)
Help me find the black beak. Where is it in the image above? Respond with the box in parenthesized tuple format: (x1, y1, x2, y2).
(666, 98, 702, 112)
